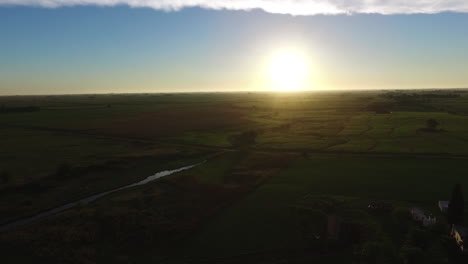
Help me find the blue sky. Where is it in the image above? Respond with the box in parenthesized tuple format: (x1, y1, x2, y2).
(1, 4, 468, 94)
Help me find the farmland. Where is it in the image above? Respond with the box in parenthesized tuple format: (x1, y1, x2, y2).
(1, 90, 468, 263)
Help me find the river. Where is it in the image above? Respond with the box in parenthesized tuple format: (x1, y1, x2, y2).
(0, 161, 204, 233)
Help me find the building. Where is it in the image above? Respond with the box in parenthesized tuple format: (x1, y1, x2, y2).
(438, 200, 449, 212)
(451, 225, 468, 252)
(410, 207, 437, 227)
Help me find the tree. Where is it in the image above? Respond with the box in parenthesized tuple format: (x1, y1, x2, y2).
(426, 118, 439, 131)
(447, 183, 464, 225)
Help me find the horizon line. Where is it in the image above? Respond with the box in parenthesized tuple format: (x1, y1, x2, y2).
(2, 87, 468, 97)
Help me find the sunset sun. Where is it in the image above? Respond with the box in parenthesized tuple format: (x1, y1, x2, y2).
(268, 50, 310, 91)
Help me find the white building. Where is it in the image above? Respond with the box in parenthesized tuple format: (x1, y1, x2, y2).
(438, 201, 449, 212)
(410, 207, 437, 227)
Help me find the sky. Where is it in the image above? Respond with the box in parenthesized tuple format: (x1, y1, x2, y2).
(1, 1, 468, 95)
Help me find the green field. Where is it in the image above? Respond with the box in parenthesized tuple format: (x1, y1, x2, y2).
(1, 90, 468, 263)
(185, 155, 468, 259)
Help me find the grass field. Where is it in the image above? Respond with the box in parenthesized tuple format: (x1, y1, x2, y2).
(182, 154, 468, 260)
(1, 90, 468, 263)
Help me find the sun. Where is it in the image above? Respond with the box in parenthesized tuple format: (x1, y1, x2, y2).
(268, 50, 309, 91)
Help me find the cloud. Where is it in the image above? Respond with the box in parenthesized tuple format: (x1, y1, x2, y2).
(1, 0, 468, 15)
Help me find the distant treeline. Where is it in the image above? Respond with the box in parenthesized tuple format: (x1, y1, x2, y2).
(382, 92, 461, 100)
(0, 105, 40, 114)
(368, 91, 462, 113)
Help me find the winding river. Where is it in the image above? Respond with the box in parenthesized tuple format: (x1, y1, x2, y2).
(0, 161, 204, 233)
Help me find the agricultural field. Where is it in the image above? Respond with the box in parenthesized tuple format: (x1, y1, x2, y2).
(1, 90, 468, 263)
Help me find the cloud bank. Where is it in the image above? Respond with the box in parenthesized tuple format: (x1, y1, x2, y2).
(1, 0, 468, 15)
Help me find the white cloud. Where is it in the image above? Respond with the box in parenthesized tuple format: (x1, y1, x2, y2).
(1, 0, 468, 15)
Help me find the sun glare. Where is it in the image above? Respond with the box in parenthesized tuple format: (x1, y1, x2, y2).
(268, 50, 309, 91)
